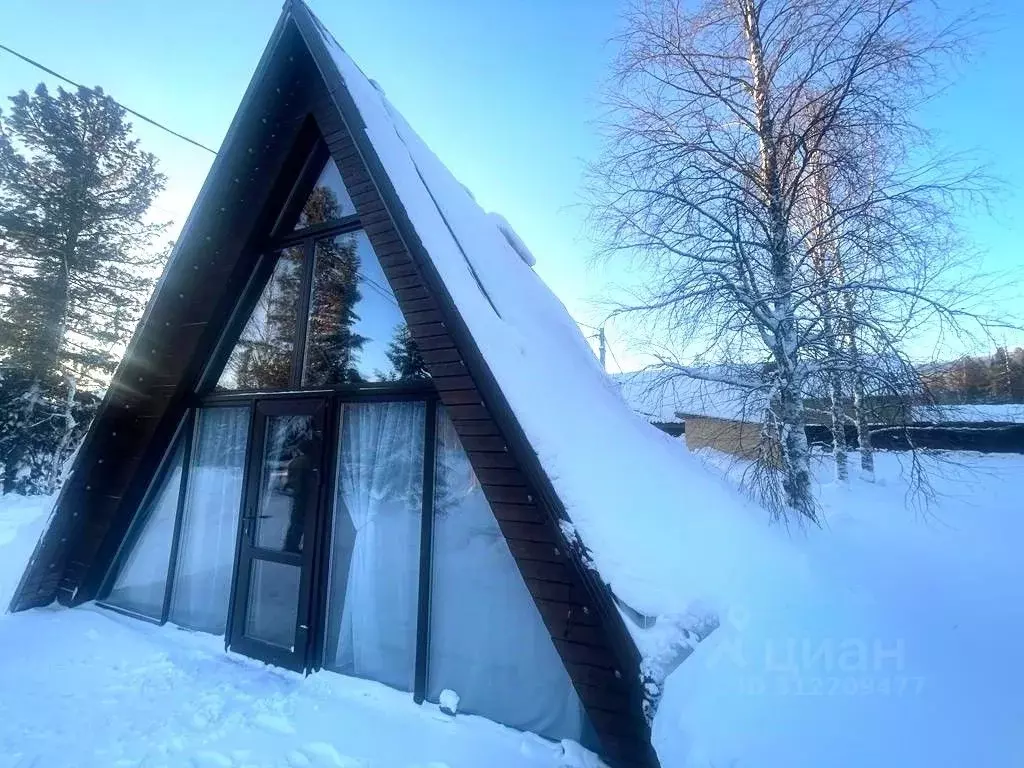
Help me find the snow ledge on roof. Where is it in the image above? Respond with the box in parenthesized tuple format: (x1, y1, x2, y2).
(318, 29, 804, 665)
(487, 213, 537, 267)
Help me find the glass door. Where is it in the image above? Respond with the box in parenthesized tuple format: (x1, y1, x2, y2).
(229, 398, 326, 670)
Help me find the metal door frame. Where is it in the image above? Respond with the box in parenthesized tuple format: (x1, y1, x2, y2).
(227, 395, 328, 670)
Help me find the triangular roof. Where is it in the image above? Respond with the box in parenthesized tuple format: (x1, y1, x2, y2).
(9, 4, 752, 764)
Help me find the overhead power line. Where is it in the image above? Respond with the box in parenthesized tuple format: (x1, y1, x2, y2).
(606, 337, 625, 374)
(359, 272, 400, 309)
(0, 42, 218, 155)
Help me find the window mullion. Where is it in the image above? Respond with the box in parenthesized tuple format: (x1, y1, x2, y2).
(413, 396, 438, 703)
(267, 214, 363, 249)
(160, 409, 196, 624)
(291, 236, 317, 387)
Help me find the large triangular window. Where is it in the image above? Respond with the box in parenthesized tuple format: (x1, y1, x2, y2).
(217, 246, 305, 391)
(100, 109, 603, 751)
(104, 438, 185, 619)
(212, 147, 426, 392)
(303, 230, 417, 385)
(425, 408, 589, 743)
(294, 157, 356, 229)
(101, 408, 251, 629)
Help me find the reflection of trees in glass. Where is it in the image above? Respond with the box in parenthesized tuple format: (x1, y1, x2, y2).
(304, 235, 368, 385)
(217, 168, 428, 389)
(298, 185, 371, 385)
(294, 160, 354, 230)
(267, 416, 314, 463)
(383, 327, 428, 380)
(218, 248, 303, 390)
(298, 186, 339, 229)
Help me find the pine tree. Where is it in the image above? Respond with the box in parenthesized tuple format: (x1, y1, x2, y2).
(218, 184, 370, 389)
(0, 84, 167, 492)
(299, 185, 367, 385)
(305, 232, 368, 384)
(384, 326, 427, 380)
(298, 183, 340, 229)
(235, 247, 305, 389)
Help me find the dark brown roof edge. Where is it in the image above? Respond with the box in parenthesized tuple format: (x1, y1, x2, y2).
(7, 7, 299, 613)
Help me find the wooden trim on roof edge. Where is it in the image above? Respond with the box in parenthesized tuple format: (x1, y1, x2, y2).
(9, 17, 318, 611)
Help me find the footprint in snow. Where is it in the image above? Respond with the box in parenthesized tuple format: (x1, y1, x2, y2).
(190, 751, 234, 767)
(301, 742, 363, 767)
(253, 712, 297, 735)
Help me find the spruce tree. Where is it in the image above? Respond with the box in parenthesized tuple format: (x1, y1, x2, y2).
(305, 232, 368, 384)
(0, 84, 167, 492)
(300, 185, 368, 385)
(234, 247, 305, 389)
(384, 326, 427, 380)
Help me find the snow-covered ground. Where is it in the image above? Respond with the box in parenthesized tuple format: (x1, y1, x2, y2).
(0, 607, 595, 768)
(0, 500, 595, 768)
(0, 492, 52, 611)
(654, 450, 1024, 767)
(2, 451, 1021, 768)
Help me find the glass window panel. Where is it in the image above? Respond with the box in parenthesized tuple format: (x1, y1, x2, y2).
(253, 414, 316, 553)
(105, 440, 185, 618)
(245, 560, 301, 649)
(322, 401, 425, 691)
(216, 246, 304, 391)
(170, 407, 249, 634)
(302, 231, 426, 386)
(294, 157, 356, 229)
(427, 407, 585, 743)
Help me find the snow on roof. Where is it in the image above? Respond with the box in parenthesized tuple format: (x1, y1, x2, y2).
(312, 23, 797, 645)
(613, 368, 768, 423)
(912, 403, 1024, 424)
(488, 213, 537, 267)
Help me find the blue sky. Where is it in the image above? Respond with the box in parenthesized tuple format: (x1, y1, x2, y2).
(1, 0, 1020, 367)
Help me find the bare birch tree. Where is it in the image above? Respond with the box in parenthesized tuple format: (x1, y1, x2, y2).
(589, 0, 997, 520)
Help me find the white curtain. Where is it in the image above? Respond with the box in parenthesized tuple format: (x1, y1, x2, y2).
(427, 408, 584, 742)
(169, 406, 250, 634)
(106, 442, 184, 618)
(326, 401, 424, 691)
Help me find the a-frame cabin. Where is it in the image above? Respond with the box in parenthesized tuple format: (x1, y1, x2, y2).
(10, 3, 659, 765)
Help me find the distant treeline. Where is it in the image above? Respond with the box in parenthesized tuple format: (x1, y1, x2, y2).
(923, 347, 1024, 404)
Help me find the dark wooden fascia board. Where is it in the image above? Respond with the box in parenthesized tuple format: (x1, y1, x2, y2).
(8, 14, 315, 612)
(75, 118, 324, 606)
(288, 7, 657, 766)
(77, 58, 332, 603)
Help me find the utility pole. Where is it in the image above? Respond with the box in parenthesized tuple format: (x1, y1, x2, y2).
(598, 326, 606, 371)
